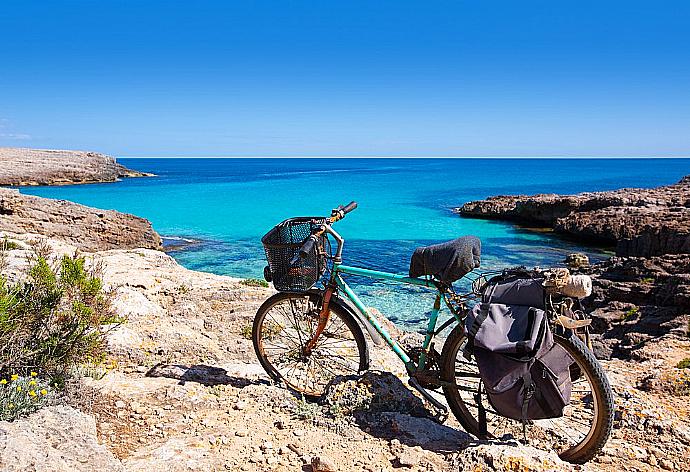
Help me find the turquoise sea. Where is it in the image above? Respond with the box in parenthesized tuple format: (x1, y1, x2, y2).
(18, 158, 690, 330)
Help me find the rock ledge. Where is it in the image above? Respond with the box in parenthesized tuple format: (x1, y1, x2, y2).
(0, 147, 152, 186)
(457, 175, 690, 257)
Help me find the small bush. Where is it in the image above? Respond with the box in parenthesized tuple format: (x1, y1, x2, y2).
(0, 372, 54, 421)
(623, 306, 640, 320)
(240, 323, 253, 340)
(639, 277, 655, 285)
(69, 359, 117, 381)
(677, 358, 690, 370)
(240, 278, 269, 288)
(292, 395, 322, 422)
(1, 237, 21, 251)
(669, 370, 690, 396)
(0, 250, 123, 380)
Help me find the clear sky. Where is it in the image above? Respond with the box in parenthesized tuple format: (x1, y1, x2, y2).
(1, 1, 689, 157)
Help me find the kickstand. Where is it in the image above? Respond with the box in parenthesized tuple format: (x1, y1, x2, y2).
(408, 377, 449, 423)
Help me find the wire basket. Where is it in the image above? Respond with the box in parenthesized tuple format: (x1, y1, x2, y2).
(261, 217, 331, 292)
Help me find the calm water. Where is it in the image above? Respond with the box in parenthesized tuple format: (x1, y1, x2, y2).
(18, 158, 690, 330)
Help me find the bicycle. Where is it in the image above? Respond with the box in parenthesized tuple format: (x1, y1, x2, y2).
(252, 202, 614, 464)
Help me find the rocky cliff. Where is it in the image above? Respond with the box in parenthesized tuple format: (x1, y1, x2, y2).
(457, 175, 690, 365)
(0, 188, 161, 251)
(3, 231, 688, 471)
(0, 147, 152, 186)
(457, 175, 690, 257)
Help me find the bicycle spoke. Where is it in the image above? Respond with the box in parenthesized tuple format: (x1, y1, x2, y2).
(256, 295, 364, 396)
(446, 334, 599, 456)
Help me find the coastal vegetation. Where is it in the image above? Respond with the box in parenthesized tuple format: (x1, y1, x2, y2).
(0, 242, 122, 419)
(241, 278, 270, 288)
(0, 372, 52, 421)
(1, 237, 21, 251)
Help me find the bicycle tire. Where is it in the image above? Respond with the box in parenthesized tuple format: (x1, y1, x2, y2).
(440, 325, 614, 464)
(253, 291, 368, 398)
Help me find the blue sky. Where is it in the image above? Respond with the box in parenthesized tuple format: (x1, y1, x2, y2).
(1, 1, 689, 156)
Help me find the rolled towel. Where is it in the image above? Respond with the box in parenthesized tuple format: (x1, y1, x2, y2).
(560, 274, 593, 298)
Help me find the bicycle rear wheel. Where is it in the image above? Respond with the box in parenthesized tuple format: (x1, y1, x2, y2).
(252, 292, 368, 398)
(440, 326, 614, 464)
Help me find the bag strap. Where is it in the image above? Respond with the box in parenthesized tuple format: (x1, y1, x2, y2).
(474, 381, 487, 437)
(520, 364, 536, 440)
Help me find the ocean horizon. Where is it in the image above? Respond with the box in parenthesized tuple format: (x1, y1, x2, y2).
(17, 157, 690, 330)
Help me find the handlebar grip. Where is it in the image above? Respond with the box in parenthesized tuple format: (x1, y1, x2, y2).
(289, 236, 317, 266)
(340, 201, 358, 215)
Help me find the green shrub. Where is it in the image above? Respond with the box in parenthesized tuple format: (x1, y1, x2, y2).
(240, 278, 269, 288)
(0, 372, 54, 421)
(0, 250, 123, 380)
(240, 323, 253, 340)
(0, 237, 21, 251)
(677, 358, 690, 370)
(623, 306, 640, 320)
(292, 394, 322, 422)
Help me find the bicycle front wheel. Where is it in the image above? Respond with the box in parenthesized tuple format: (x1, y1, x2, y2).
(252, 292, 368, 398)
(440, 326, 614, 464)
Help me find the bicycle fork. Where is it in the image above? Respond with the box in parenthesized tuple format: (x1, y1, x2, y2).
(303, 283, 335, 355)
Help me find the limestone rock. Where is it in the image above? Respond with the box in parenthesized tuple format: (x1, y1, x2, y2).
(456, 442, 581, 471)
(581, 254, 690, 357)
(0, 147, 152, 186)
(565, 253, 590, 268)
(378, 412, 470, 450)
(311, 456, 337, 472)
(0, 405, 125, 472)
(0, 188, 161, 251)
(457, 175, 690, 257)
(122, 437, 220, 472)
(322, 371, 428, 417)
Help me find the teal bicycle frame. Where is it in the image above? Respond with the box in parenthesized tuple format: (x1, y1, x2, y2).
(331, 262, 462, 372)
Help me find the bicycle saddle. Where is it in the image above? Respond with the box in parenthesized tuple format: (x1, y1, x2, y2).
(409, 235, 481, 283)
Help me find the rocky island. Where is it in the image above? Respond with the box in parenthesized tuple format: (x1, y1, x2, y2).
(0, 147, 152, 186)
(0, 152, 689, 472)
(457, 176, 690, 257)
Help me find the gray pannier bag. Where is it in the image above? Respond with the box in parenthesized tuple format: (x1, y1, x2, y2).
(465, 271, 575, 435)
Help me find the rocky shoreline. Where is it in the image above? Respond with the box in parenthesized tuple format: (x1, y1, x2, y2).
(0, 154, 689, 471)
(2, 227, 688, 471)
(0, 147, 152, 186)
(0, 187, 161, 251)
(457, 176, 690, 257)
(456, 175, 690, 364)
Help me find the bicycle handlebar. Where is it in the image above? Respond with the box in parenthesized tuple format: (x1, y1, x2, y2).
(289, 235, 318, 266)
(290, 201, 357, 266)
(330, 201, 358, 222)
(340, 201, 358, 214)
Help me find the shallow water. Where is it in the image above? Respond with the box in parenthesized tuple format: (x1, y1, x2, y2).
(18, 158, 690, 330)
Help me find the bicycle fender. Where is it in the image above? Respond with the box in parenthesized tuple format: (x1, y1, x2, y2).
(332, 295, 385, 347)
(307, 289, 383, 346)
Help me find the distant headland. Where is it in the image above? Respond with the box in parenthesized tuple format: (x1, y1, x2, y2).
(0, 147, 153, 186)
